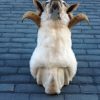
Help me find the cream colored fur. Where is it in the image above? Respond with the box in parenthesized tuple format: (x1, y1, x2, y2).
(30, 0, 77, 94)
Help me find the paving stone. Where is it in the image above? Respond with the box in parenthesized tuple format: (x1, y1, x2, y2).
(0, 93, 29, 100)
(2, 33, 25, 38)
(0, 28, 15, 32)
(98, 45, 100, 48)
(77, 68, 93, 75)
(16, 29, 37, 34)
(0, 67, 17, 74)
(77, 55, 100, 61)
(84, 39, 100, 43)
(30, 94, 64, 100)
(15, 84, 44, 93)
(23, 43, 36, 48)
(30, 76, 37, 83)
(0, 84, 14, 92)
(0, 54, 21, 60)
(0, 48, 8, 53)
(0, 43, 23, 48)
(73, 44, 98, 49)
(93, 68, 100, 76)
(96, 85, 100, 93)
(0, 61, 5, 66)
(65, 94, 98, 100)
(5, 60, 29, 67)
(11, 38, 35, 43)
(89, 62, 100, 67)
(0, 75, 31, 83)
(74, 49, 86, 55)
(80, 85, 97, 93)
(62, 85, 80, 93)
(94, 77, 100, 84)
(72, 39, 83, 43)
(78, 61, 89, 67)
(73, 34, 94, 38)
(87, 50, 100, 55)
(0, 38, 10, 42)
(21, 54, 31, 59)
(9, 48, 33, 54)
(72, 76, 93, 84)
(18, 68, 30, 74)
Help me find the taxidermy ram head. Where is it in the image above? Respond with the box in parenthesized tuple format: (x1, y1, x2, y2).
(22, 0, 89, 94)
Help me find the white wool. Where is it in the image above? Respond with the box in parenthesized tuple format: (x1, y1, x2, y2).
(30, 12, 77, 78)
(30, 2, 77, 94)
(41, 8, 70, 25)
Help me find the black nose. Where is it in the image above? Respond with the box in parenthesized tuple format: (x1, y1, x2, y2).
(52, 3, 59, 10)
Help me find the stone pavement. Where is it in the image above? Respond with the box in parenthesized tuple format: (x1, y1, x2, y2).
(0, 0, 100, 100)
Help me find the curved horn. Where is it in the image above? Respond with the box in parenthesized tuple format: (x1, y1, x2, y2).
(68, 13, 89, 29)
(22, 11, 41, 27)
(33, 0, 43, 16)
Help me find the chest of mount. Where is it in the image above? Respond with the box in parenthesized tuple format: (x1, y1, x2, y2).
(37, 26, 72, 49)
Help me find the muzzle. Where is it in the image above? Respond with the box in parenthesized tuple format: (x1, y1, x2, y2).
(49, 0, 62, 19)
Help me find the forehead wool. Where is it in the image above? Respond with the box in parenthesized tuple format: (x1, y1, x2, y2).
(46, 0, 65, 3)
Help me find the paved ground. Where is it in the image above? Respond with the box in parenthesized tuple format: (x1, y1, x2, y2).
(0, 0, 100, 100)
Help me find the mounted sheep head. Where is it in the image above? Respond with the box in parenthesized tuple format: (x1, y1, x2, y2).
(22, 0, 89, 95)
(22, 0, 89, 29)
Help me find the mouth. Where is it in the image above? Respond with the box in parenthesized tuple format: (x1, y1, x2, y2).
(49, 1, 62, 20)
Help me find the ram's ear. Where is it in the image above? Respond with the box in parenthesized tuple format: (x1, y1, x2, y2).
(67, 3, 79, 13)
(33, 0, 43, 16)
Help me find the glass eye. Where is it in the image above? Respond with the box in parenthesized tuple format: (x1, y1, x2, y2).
(63, 2, 67, 6)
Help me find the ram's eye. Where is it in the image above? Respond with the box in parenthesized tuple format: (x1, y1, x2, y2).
(63, 2, 67, 6)
(62, 1, 69, 7)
